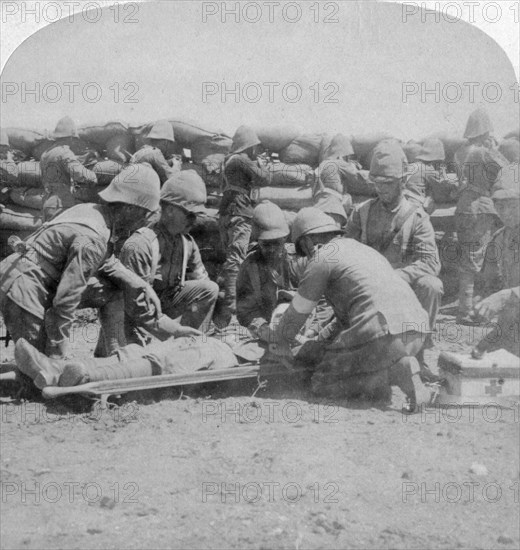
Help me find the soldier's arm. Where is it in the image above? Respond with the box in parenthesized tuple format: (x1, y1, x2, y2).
(63, 149, 97, 186)
(398, 213, 441, 284)
(44, 234, 107, 357)
(151, 149, 176, 184)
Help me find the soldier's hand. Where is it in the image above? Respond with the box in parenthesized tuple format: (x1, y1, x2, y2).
(142, 285, 162, 319)
(474, 290, 510, 321)
(173, 325, 202, 338)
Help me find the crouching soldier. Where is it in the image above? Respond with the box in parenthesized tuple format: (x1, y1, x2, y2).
(236, 201, 303, 341)
(471, 167, 520, 358)
(0, 164, 162, 359)
(345, 140, 443, 359)
(131, 120, 177, 185)
(120, 170, 219, 343)
(272, 208, 433, 411)
(40, 116, 98, 221)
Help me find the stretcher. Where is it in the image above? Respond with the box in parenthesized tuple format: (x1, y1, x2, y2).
(16, 362, 294, 408)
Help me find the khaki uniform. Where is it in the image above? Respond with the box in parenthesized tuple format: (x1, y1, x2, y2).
(275, 238, 429, 395)
(218, 153, 272, 309)
(119, 224, 218, 341)
(0, 204, 145, 356)
(131, 145, 176, 185)
(40, 143, 97, 221)
(345, 196, 443, 332)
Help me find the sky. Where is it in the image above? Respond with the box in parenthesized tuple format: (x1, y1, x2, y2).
(1, 0, 519, 141)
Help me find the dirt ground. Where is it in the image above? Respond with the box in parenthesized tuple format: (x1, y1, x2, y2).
(1, 305, 519, 550)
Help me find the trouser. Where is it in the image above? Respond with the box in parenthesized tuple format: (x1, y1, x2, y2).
(219, 214, 252, 311)
(311, 331, 424, 398)
(59, 336, 238, 386)
(0, 294, 46, 351)
(80, 277, 126, 357)
(411, 274, 444, 338)
(455, 213, 497, 315)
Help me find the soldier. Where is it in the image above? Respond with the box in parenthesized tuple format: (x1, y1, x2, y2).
(345, 140, 443, 356)
(120, 170, 219, 342)
(405, 138, 456, 213)
(454, 144, 508, 324)
(0, 164, 161, 359)
(271, 208, 433, 410)
(131, 120, 177, 184)
(40, 116, 98, 221)
(236, 201, 303, 341)
(471, 167, 519, 357)
(454, 107, 497, 168)
(218, 125, 272, 324)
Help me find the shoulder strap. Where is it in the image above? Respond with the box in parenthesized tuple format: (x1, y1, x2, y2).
(378, 203, 418, 254)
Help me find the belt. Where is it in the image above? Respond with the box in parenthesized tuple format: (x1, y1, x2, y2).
(22, 248, 61, 281)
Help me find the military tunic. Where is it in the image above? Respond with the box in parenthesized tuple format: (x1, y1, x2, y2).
(131, 145, 176, 185)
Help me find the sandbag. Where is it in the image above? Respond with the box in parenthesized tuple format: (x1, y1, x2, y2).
(255, 126, 302, 152)
(351, 133, 394, 169)
(251, 186, 313, 211)
(319, 133, 354, 162)
(403, 141, 422, 163)
(78, 121, 129, 146)
(93, 160, 125, 186)
(32, 138, 100, 164)
(0, 160, 18, 186)
(10, 187, 45, 210)
(254, 162, 313, 187)
(17, 161, 42, 188)
(105, 134, 135, 163)
(279, 134, 324, 167)
(190, 135, 232, 165)
(0, 203, 42, 231)
(316, 160, 377, 197)
(5, 128, 46, 157)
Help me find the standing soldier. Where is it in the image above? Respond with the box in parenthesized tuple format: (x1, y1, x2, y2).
(0, 164, 161, 363)
(132, 120, 177, 185)
(217, 125, 271, 325)
(272, 208, 433, 411)
(405, 138, 456, 213)
(345, 140, 443, 357)
(40, 116, 98, 221)
(119, 170, 219, 343)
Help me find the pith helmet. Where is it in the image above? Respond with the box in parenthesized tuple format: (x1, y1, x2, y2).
(325, 134, 354, 159)
(369, 140, 408, 182)
(0, 128, 9, 147)
(313, 191, 347, 225)
(416, 138, 445, 162)
(292, 207, 342, 251)
(230, 125, 261, 154)
(491, 166, 520, 200)
(99, 163, 160, 212)
(52, 116, 78, 139)
(147, 120, 175, 142)
(160, 170, 207, 213)
(464, 108, 493, 139)
(498, 139, 520, 164)
(252, 201, 290, 240)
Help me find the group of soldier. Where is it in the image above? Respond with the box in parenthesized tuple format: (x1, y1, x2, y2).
(0, 107, 518, 411)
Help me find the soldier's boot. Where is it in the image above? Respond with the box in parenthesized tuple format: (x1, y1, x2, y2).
(14, 338, 66, 389)
(94, 296, 127, 358)
(457, 271, 478, 325)
(389, 356, 434, 412)
(60, 357, 155, 387)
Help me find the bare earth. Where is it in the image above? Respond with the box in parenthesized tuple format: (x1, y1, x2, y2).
(1, 308, 519, 550)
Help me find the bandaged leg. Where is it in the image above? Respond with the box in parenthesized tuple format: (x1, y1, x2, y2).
(15, 338, 67, 389)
